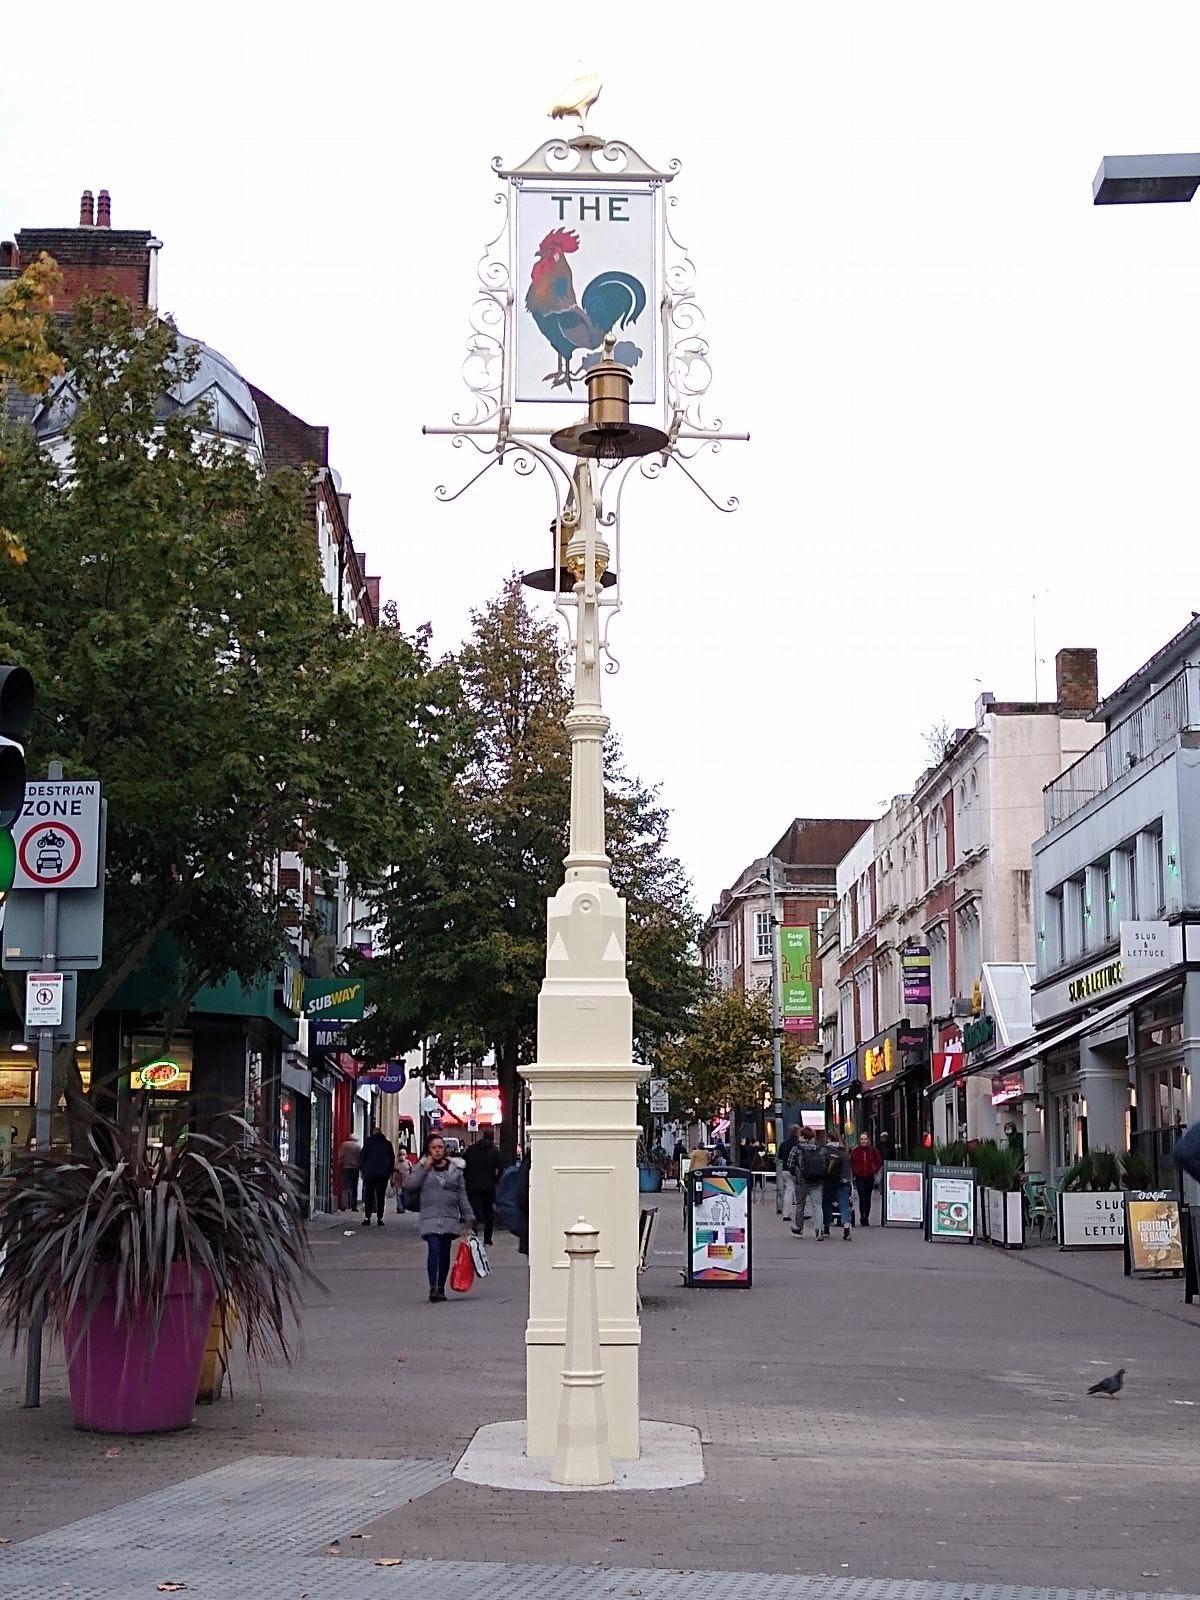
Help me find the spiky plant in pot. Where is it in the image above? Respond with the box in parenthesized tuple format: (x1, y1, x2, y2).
(0, 1102, 319, 1433)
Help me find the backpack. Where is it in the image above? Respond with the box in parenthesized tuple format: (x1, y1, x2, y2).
(800, 1144, 827, 1183)
(495, 1162, 524, 1236)
(825, 1151, 843, 1181)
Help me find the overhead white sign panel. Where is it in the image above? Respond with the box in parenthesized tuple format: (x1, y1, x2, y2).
(515, 185, 656, 405)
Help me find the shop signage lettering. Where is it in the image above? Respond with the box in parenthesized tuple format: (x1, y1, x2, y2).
(897, 1025, 927, 1054)
(1058, 1190, 1124, 1247)
(303, 978, 366, 1021)
(1120, 921, 1171, 975)
(1068, 960, 1123, 1005)
(863, 1036, 896, 1082)
(280, 964, 305, 1016)
(962, 1014, 995, 1055)
(990, 1070, 1024, 1106)
(902, 946, 931, 1006)
(827, 1054, 855, 1091)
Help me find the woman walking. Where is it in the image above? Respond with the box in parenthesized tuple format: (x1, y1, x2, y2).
(403, 1134, 474, 1302)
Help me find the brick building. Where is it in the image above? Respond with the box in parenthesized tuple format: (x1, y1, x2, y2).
(700, 818, 872, 1147)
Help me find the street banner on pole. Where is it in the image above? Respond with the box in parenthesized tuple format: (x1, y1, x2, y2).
(779, 925, 813, 1035)
(648, 1077, 669, 1115)
(902, 945, 931, 1006)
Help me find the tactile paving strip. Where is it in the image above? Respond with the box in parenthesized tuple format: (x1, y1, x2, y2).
(1, 1461, 1195, 1600)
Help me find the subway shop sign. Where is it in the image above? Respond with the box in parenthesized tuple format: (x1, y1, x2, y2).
(303, 978, 366, 1022)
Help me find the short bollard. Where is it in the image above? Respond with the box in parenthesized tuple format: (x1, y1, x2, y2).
(550, 1216, 614, 1486)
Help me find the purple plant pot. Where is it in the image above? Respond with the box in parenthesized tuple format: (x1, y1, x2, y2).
(62, 1262, 216, 1433)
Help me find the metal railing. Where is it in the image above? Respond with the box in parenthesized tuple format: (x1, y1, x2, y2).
(1044, 666, 1199, 830)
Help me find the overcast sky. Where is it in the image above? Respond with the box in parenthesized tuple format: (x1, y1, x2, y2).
(5, 3, 1200, 911)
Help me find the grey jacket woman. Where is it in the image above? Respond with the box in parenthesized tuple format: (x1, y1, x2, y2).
(403, 1159, 474, 1238)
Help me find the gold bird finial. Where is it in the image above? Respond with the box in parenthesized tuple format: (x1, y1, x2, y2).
(548, 68, 603, 138)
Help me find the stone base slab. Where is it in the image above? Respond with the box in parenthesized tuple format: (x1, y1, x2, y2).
(452, 1419, 704, 1493)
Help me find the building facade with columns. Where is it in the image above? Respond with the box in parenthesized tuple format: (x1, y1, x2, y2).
(996, 616, 1200, 1191)
(825, 650, 1103, 1158)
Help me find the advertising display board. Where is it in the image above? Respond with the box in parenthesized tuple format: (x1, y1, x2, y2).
(926, 1166, 976, 1243)
(882, 1161, 924, 1226)
(985, 1187, 1024, 1248)
(1123, 1191, 1184, 1277)
(1058, 1190, 1124, 1248)
(686, 1168, 752, 1287)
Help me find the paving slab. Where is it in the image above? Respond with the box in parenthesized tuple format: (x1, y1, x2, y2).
(2, 1194, 1198, 1594)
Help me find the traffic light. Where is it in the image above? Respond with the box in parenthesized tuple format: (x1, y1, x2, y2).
(0, 665, 34, 889)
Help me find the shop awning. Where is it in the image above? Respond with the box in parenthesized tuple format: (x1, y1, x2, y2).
(923, 973, 1178, 1097)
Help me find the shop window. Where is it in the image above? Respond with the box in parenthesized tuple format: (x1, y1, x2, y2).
(754, 910, 772, 962)
(1101, 860, 1114, 942)
(1046, 889, 1065, 969)
(855, 965, 875, 1040)
(1150, 826, 1166, 915)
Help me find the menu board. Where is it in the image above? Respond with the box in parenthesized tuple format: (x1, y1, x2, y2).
(1124, 1191, 1184, 1277)
(687, 1169, 752, 1286)
(927, 1168, 976, 1243)
(883, 1162, 924, 1226)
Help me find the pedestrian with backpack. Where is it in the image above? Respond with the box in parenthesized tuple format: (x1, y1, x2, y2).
(820, 1132, 854, 1242)
(789, 1129, 827, 1236)
(403, 1134, 475, 1303)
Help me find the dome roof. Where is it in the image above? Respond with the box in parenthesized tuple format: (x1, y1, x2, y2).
(27, 329, 265, 458)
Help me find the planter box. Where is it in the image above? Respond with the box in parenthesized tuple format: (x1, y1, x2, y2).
(63, 1262, 215, 1433)
(985, 1187, 1024, 1249)
(1058, 1189, 1124, 1249)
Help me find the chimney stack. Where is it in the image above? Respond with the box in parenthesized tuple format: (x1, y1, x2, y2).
(96, 190, 111, 228)
(79, 190, 95, 227)
(1055, 647, 1099, 713)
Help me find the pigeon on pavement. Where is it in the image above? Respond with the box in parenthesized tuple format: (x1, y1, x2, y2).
(1087, 1367, 1126, 1399)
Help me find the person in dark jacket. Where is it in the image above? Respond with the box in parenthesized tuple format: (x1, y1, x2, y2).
(777, 1124, 801, 1219)
(463, 1129, 504, 1245)
(359, 1127, 396, 1227)
(515, 1148, 531, 1256)
(820, 1134, 854, 1241)
(403, 1134, 475, 1302)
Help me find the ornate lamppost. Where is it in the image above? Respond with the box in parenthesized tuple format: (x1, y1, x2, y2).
(425, 91, 744, 1469)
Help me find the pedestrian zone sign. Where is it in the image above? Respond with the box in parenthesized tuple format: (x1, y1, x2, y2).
(10, 781, 101, 890)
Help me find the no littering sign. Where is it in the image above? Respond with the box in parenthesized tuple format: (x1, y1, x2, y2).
(26, 972, 64, 1028)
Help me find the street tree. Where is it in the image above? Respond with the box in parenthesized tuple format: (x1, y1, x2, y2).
(359, 577, 702, 1160)
(0, 253, 65, 566)
(0, 290, 454, 1131)
(662, 981, 820, 1128)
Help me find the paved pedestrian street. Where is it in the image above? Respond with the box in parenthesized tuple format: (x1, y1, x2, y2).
(2, 1196, 1199, 1598)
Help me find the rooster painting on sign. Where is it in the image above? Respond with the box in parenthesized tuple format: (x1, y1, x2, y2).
(525, 227, 646, 391)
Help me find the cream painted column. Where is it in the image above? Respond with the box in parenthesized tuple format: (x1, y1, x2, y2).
(522, 460, 646, 1462)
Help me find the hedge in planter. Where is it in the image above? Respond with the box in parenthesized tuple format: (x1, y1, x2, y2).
(0, 1105, 318, 1433)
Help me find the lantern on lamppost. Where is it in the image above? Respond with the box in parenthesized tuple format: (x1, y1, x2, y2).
(423, 89, 745, 1476)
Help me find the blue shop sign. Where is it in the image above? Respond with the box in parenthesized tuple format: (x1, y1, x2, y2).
(827, 1054, 855, 1092)
(311, 1019, 349, 1051)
